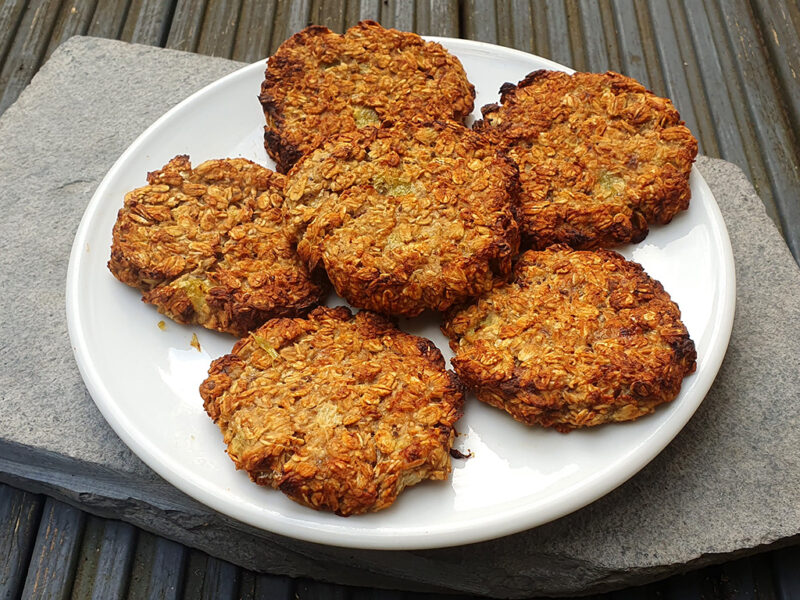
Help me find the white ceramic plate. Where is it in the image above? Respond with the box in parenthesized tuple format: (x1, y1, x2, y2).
(66, 38, 736, 550)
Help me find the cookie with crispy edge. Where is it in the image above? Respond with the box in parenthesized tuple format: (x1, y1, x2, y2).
(260, 20, 475, 173)
(108, 156, 325, 337)
(200, 306, 464, 515)
(474, 70, 698, 249)
(442, 245, 696, 431)
(283, 120, 520, 317)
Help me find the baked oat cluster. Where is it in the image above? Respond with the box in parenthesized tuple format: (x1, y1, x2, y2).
(283, 120, 520, 317)
(108, 22, 702, 515)
(442, 246, 697, 431)
(475, 70, 698, 249)
(260, 20, 475, 172)
(108, 156, 324, 336)
(200, 307, 464, 515)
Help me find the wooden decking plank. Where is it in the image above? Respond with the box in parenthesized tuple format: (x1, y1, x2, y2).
(665, 0, 721, 157)
(381, 0, 414, 32)
(495, 0, 533, 52)
(0, 485, 44, 600)
(627, 0, 666, 96)
(120, 0, 177, 46)
(562, 0, 587, 70)
(680, 0, 753, 178)
(610, 0, 652, 85)
(200, 556, 241, 599)
(343, 0, 359, 27)
(89, 520, 137, 600)
(718, 0, 800, 256)
(145, 536, 187, 600)
(771, 544, 800, 599)
(268, 0, 311, 53)
(196, 0, 242, 57)
(68, 516, 105, 600)
(750, 1, 800, 142)
(597, 0, 622, 72)
(20, 498, 86, 600)
(462, 0, 497, 42)
(86, 0, 131, 39)
(165, 0, 208, 52)
(45, 0, 99, 61)
(295, 578, 349, 600)
(231, 0, 276, 62)
(644, 0, 705, 153)
(537, 0, 575, 68)
(0, 0, 63, 115)
(356, 0, 381, 23)
(0, 0, 29, 73)
(180, 550, 240, 600)
(577, 0, 611, 72)
(310, 0, 346, 32)
(414, 0, 458, 37)
(251, 573, 295, 599)
(700, 0, 776, 217)
(718, 554, 777, 599)
(125, 532, 186, 600)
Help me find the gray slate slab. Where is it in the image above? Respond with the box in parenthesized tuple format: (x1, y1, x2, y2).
(1, 37, 799, 598)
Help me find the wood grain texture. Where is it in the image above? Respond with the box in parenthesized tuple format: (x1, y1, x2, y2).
(0, 485, 43, 600)
(415, 0, 458, 37)
(718, 0, 800, 256)
(269, 0, 311, 53)
(463, 0, 497, 43)
(20, 498, 86, 600)
(750, 1, 800, 159)
(311, 0, 345, 32)
(181, 550, 240, 600)
(382, 0, 414, 31)
(126, 532, 187, 600)
(232, 0, 277, 61)
(238, 572, 295, 599)
(0, 0, 63, 114)
(0, 0, 27, 71)
(165, 0, 208, 52)
(45, 0, 98, 60)
(85, 0, 131, 38)
(197, 0, 242, 56)
(611, 0, 651, 86)
(120, 0, 176, 45)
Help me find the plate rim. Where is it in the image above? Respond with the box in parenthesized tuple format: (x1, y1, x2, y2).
(66, 37, 736, 549)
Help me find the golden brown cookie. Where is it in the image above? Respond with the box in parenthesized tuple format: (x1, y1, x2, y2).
(260, 21, 475, 172)
(282, 120, 520, 317)
(475, 70, 698, 249)
(442, 245, 696, 431)
(200, 306, 464, 515)
(108, 156, 325, 336)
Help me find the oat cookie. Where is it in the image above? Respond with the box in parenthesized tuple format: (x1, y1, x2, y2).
(260, 21, 475, 172)
(283, 120, 520, 317)
(200, 306, 464, 515)
(475, 70, 698, 249)
(442, 245, 697, 431)
(108, 156, 324, 336)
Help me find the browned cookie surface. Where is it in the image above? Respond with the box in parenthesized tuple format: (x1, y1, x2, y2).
(283, 121, 520, 317)
(108, 156, 324, 336)
(442, 245, 696, 431)
(260, 21, 475, 172)
(475, 70, 698, 249)
(200, 306, 464, 515)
